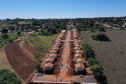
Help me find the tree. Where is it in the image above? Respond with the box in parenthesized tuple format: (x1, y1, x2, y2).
(1, 29, 8, 34)
(88, 58, 99, 65)
(41, 29, 52, 36)
(91, 65, 103, 77)
(2, 34, 9, 39)
(17, 31, 21, 36)
(91, 33, 110, 41)
(82, 44, 95, 58)
(0, 69, 21, 84)
(99, 26, 106, 32)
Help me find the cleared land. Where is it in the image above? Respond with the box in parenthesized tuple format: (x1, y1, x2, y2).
(81, 30, 126, 84)
(0, 33, 58, 82)
(5, 41, 37, 81)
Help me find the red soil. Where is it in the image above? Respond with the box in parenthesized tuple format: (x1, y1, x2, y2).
(5, 41, 37, 81)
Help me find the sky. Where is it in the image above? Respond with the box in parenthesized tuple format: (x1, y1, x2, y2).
(0, 0, 126, 19)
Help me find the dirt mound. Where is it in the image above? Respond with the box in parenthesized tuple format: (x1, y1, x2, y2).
(5, 41, 37, 81)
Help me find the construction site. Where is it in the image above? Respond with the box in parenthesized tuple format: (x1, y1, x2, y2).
(29, 26, 97, 84)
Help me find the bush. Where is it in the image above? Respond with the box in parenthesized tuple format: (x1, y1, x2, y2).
(41, 29, 52, 36)
(82, 44, 95, 58)
(99, 27, 106, 32)
(0, 69, 21, 84)
(88, 58, 99, 65)
(2, 34, 9, 39)
(91, 65, 103, 77)
(17, 31, 21, 36)
(91, 33, 110, 41)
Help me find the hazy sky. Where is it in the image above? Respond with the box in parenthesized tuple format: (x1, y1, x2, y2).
(0, 0, 126, 19)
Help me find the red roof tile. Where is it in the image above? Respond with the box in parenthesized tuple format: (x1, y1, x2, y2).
(75, 54, 82, 57)
(44, 63, 54, 67)
(46, 58, 54, 62)
(76, 63, 85, 69)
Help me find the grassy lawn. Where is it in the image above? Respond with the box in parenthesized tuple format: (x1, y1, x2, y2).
(81, 30, 126, 84)
(26, 34, 58, 54)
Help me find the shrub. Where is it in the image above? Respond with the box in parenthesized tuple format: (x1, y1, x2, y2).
(17, 31, 21, 36)
(91, 33, 110, 41)
(82, 44, 95, 58)
(99, 27, 106, 32)
(0, 69, 21, 84)
(2, 34, 9, 39)
(91, 65, 103, 77)
(88, 58, 99, 65)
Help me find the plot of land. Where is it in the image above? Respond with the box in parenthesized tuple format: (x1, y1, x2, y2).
(0, 48, 14, 71)
(5, 41, 37, 81)
(81, 30, 126, 84)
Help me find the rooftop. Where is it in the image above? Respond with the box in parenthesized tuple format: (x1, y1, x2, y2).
(44, 63, 54, 67)
(76, 63, 85, 69)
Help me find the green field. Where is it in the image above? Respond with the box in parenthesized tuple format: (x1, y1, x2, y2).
(26, 34, 58, 54)
(81, 30, 126, 84)
(18, 21, 32, 25)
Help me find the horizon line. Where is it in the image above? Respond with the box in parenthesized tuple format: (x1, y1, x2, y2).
(1, 16, 126, 20)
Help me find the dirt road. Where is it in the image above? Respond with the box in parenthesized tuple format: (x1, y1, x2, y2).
(57, 30, 72, 82)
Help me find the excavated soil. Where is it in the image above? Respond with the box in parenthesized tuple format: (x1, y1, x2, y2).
(5, 41, 37, 81)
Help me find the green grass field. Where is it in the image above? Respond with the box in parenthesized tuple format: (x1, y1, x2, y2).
(18, 21, 32, 25)
(81, 30, 126, 84)
(26, 34, 58, 54)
